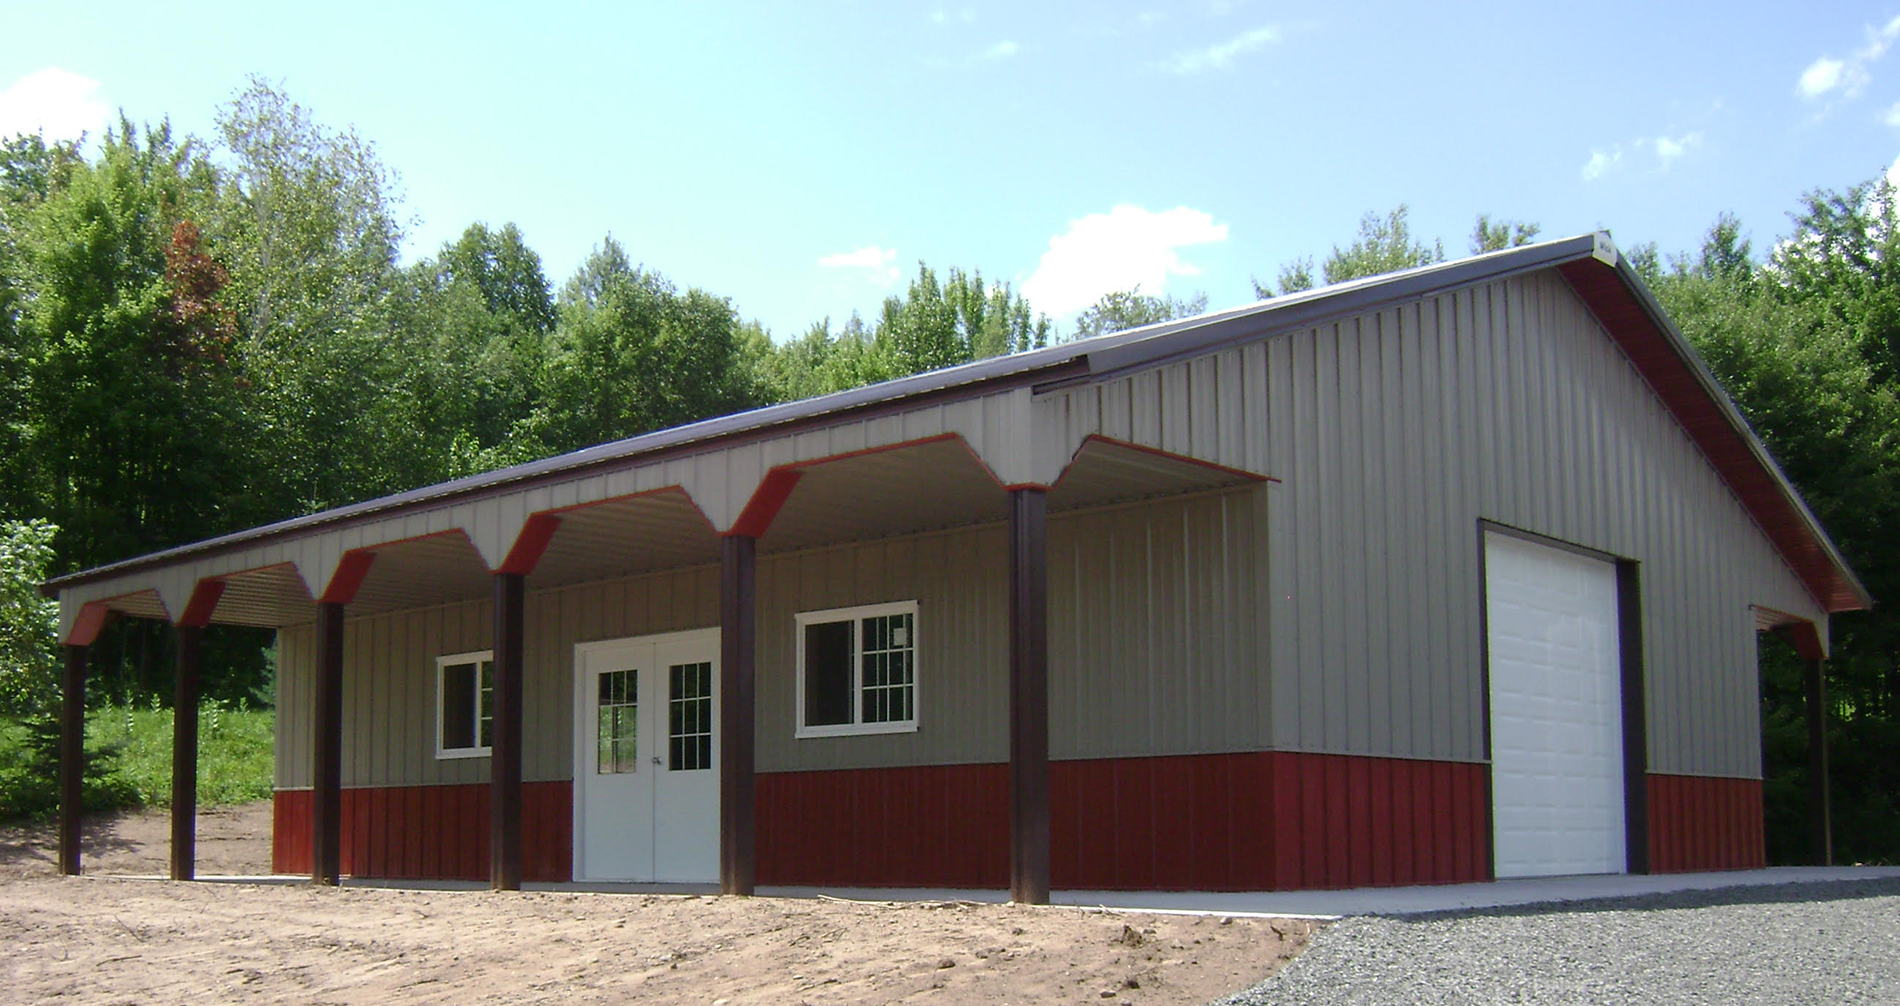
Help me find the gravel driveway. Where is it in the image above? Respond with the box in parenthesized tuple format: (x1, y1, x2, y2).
(1212, 877, 1900, 1005)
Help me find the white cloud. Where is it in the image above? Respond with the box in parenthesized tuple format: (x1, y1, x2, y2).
(1580, 147, 1623, 181)
(1883, 101, 1900, 126)
(1021, 205, 1229, 317)
(1797, 15, 1900, 101)
(818, 245, 901, 287)
(1581, 132, 1701, 180)
(982, 40, 1019, 60)
(1799, 57, 1847, 98)
(1888, 151, 1900, 188)
(0, 68, 108, 143)
(1162, 25, 1281, 74)
(1653, 131, 1702, 167)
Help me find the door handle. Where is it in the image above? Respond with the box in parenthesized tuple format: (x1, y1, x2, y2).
(652, 756, 662, 766)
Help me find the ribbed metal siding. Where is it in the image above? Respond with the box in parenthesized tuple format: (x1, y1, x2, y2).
(1263, 272, 1822, 777)
(274, 268, 1809, 787)
(277, 489, 1264, 785)
(1047, 489, 1269, 759)
(753, 488, 1263, 771)
(276, 566, 720, 789)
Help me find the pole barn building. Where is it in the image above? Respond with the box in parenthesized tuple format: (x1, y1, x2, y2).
(43, 233, 1868, 898)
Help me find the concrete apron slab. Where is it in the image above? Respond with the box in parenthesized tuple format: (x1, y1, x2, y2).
(100, 866, 1900, 918)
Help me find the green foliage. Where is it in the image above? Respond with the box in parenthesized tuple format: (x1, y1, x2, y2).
(0, 519, 58, 715)
(530, 237, 761, 453)
(0, 703, 272, 820)
(1071, 287, 1209, 339)
(1254, 258, 1315, 299)
(15, 119, 254, 572)
(1254, 204, 1455, 298)
(878, 263, 1048, 374)
(0, 707, 135, 819)
(742, 264, 1052, 404)
(1471, 214, 1541, 254)
(1652, 194, 1900, 864)
(95, 703, 276, 809)
(1322, 204, 1444, 284)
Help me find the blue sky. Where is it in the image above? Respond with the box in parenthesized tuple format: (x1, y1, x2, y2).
(5, 2, 1900, 337)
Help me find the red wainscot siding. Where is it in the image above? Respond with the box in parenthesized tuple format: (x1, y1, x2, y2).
(755, 751, 1490, 891)
(1647, 774, 1765, 873)
(756, 763, 1013, 888)
(272, 782, 571, 881)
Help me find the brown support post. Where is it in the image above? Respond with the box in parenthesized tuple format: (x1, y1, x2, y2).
(1616, 560, 1648, 875)
(1008, 488, 1050, 905)
(720, 535, 757, 896)
(171, 624, 203, 881)
(58, 643, 88, 876)
(312, 601, 345, 886)
(1806, 657, 1833, 867)
(491, 572, 525, 891)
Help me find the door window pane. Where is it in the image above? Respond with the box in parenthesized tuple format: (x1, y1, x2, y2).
(597, 669, 638, 773)
(669, 661, 712, 771)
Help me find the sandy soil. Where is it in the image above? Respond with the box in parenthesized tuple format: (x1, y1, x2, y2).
(0, 803, 1314, 1004)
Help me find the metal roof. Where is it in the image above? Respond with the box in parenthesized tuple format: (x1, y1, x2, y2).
(42, 232, 1870, 611)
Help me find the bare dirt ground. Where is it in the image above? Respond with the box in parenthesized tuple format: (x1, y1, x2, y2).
(0, 803, 1314, 1004)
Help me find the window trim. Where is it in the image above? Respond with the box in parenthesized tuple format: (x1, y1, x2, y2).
(435, 649, 495, 760)
(794, 600, 920, 739)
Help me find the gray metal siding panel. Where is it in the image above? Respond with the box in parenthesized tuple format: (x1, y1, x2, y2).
(1045, 490, 1268, 760)
(1265, 271, 1822, 777)
(753, 525, 1010, 772)
(274, 490, 1268, 787)
(275, 626, 311, 788)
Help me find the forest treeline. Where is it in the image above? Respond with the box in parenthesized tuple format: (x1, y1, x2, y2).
(0, 81, 1895, 861)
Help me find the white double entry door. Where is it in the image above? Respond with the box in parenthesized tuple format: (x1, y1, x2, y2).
(572, 628, 720, 883)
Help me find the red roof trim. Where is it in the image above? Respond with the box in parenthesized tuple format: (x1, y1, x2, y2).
(1558, 259, 1866, 613)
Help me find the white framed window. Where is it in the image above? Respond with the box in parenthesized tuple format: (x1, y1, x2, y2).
(436, 650, 495, 759)
(795, 601, 919, 739)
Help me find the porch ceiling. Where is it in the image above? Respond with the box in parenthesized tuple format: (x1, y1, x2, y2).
(759, 437, 1006, 554)
(1047, 437, 1263, 513)
(95, 588, 168, 624)
(754, 435, 1265, 556)
(528, 489, 720, 590)
(348, 532, 494, 617)
(209, 563, 313, 627)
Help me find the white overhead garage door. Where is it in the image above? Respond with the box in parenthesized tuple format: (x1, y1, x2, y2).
(1485, 530, 1627, 878)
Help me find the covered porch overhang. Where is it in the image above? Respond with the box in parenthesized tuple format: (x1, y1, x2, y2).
(43, 421, 1268, 901)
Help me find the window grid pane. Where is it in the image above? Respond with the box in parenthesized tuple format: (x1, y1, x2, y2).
(477, 661, 495, 749)
(596, 669, 638, 774)
(669, 661, 713, 771)
(859, 612, 914, 724)
(441, 662, 476, 750)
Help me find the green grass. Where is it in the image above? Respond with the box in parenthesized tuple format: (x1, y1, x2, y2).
(0, 704, 275, 820)
(91, 704, 275, 808)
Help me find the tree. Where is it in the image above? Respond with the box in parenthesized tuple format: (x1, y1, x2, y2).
(874, 263, 1048, 374)
(211, 77, 417, 511)
(533, 237, 761, 453)
(1321, 204, 1444, 284)
(402, 223, 557, 476)
(1471, 214, 1540, 254)
(1253, 205, 1448, 298)
(1071, 287, 1209, 338)
(17, 118, 252, 571)
(0, 135, 79, 515)
(1652, 195, 1900, 864)
(0, 519, 58, 715)
(1254, 258, 1316, 299)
